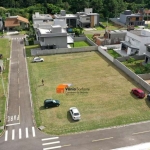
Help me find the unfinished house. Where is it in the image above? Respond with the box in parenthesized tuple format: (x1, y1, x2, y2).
(77, 8, 99, 28)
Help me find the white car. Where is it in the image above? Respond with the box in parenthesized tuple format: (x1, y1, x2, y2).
(33, 57, 44, 62)
(69, 107, 81, 120)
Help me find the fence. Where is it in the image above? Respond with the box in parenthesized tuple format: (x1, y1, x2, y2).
(31, 46, 98, 56)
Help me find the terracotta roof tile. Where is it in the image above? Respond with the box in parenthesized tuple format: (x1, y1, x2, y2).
(4, 15, 29, 27)
(4, 18, 20, 27)
(17, 15, 29, 23)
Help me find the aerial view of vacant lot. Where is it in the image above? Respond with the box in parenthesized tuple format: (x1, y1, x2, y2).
(27, 51, 150, 135)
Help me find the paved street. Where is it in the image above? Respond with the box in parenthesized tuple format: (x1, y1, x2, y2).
(0, 35, 150, 150)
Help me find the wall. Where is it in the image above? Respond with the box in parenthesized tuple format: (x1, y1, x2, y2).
(139, 74, 150, 80)
(31, 46, 98, 56)
(98, 46, 114, 62)
(97, 46, 150, 92)
(44, 36, 67, 48)
(114, 59, 150, 92)
(119, 14, 127, 24)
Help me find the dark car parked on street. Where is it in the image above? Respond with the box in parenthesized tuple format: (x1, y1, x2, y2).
(44, 99, 60, 108)
(131, 88, 145, 98)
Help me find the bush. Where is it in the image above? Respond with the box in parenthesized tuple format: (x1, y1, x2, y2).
(134, 68, 144, 74)
(127, 57, 135, 63)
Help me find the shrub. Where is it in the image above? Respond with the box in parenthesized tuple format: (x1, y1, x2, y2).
(127, 57, 135, 63)
(134, 68, 144, 74)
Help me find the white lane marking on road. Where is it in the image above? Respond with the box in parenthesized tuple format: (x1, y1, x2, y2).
(92, 137, 113, 142)
(6, 122, 20, 126)
(26, 127, 29, 138)
(132, 130, 150, 135)
(18, 106, 20, 123)
(14, 115, 16, 120)
(42, 137, 59, 141)
(43, 146, 61, 150)
(12, 129, 15, 140)
(19, 128, 22, 139)
(11, 116, 13, 121)
(5, 130, 8, 141)
(42, 141, 60, 145)
(32, 127, 35, 137)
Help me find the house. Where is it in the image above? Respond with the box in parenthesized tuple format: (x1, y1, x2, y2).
(0, 17, 3, 31)
(77, 8, 100, 28)
(54, 10, 77, 28)
(120, 29, 150, 56)
(92, 30, 127, 46)
(36, 25, 74, 49)
(110, 10, 145, 27)
(119, 10, 145, 26)
(144, 43, 150, 63)
(4, 15, 29, 31)
(138, 8, 150, 21)
(32, 12, 53, 29)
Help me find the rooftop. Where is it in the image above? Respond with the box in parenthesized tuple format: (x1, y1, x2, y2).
(129, 29, 150, 37)
(54, 14, 77, 18)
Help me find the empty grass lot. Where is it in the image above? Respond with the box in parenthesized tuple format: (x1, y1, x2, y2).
(0, 38, 10, 133)
(27, 51, 150, 135)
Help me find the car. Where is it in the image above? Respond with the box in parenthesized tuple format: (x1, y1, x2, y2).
(44, 99, 60, 108)
(147, 94, 150, 100)
(131, 88, 145, 98)
(33, 57, 44, 62)
(69, 107, 81, 120)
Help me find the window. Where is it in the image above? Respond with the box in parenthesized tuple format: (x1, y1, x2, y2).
(136, 17, 139, 21)
(147, 47, 150, 52)
(86, 18, 90, 20)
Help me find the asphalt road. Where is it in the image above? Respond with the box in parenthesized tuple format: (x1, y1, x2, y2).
(0, 34, 150, 150)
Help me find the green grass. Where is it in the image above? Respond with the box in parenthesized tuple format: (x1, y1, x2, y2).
(107, 49, 121, 58)
(27, 51, 150, 135)
(86, 34, 93, 40)
(96, 21, 124, 31)
(122, 59, 147, 74)
(73, 41, 90, 47)
(0, 38, 11, 134)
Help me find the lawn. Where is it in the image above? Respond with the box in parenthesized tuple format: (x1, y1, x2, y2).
(96, 21, 124, 31)
(107, 49, 122, 58)
(73, 41, 90, 47)
(0, 38, 10, 133)
(122, 59, 147, 74)
(27, 51, 150, 135)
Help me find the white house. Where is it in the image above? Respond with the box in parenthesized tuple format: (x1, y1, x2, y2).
(32, 12, 53, 29)
(120, 29, 150, 56)
(36, 25, 74, 49)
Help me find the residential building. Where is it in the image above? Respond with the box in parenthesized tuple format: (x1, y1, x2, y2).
(93, 30, 127, 46)
(77, 8, 99, 28)
(54, 10, 77, 28)
(120, 29, 150, 56)
(36, 25, 74, 49)
(0, 17, 3, 31)
(119, 10, 145, 26)
(145, 43, 150, 63)
(32, 12, 53, 29)
(4, 15, 29, 31)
